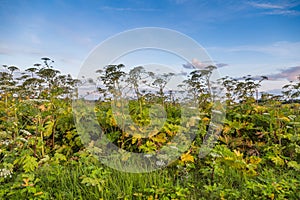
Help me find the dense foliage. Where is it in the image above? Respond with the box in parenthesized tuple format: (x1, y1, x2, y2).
(0, 58, 299, 199)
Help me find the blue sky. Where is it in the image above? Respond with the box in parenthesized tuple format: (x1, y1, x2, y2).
(1, 0, 300, 93)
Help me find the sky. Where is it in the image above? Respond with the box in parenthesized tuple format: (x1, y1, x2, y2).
(1, 0, 300, 94)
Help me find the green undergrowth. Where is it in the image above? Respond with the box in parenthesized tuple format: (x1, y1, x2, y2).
(1, 60, 300, 199)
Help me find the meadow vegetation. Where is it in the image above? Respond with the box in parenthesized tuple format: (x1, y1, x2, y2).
(0, 58, 299, 199)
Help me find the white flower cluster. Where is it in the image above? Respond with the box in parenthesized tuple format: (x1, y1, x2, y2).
(155, 160, 165, 166)
(23, 99, 50, 103)
(18, 138, 28, 143)
(0, 168, 13, 179)
(20, 129, 32, 136)
(1, 140, 11, 146)
(0, 85, 18, 90)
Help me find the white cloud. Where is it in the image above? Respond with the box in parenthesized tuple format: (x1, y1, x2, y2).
(248, 66, 300, 81)
(0, 43, 41, 56)
(209, 41, 300, 59)
(248, 2, 286, 9)
(99, 6, 160, 12)
(192, 58, 209, 68)
(171, 0, 189, 4)
(263, 9, 300, 16)
(267, 66, 300, 81)
(260, 80, 290, 93)
(247, 1, 300, 16)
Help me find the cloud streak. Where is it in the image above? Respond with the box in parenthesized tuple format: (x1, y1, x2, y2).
(209, 41, 300, 59)
(248, 2, 286, 9)
(215, 63, 229, 68)
(262, 9, 300, 16)
(0, 44, 42, 56)
(248, 66, 300, 81)
(182, 58, 214, 70)
(266, 66, 300, 81)
(100, 6, 160, 12)
(247, 1, 300, 16)
(183, 59, 228, 70)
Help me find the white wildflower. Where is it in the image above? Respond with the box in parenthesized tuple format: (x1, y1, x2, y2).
(169, 146, 178, 150)
(212, 109, 223, 115)
(0, 168, 13, 178)
(144, 154, 153, 158)
(156, 160, 165, 166)
(23, 99, 50, 103)
(1, 140, 11, 146)
(19, 138, 28, 143)
(20, 129, 32, 136)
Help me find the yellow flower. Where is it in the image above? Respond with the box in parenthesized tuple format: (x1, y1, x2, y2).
(223, 126, 231, 134)
(22, 178, 34, 187)
(279, 116, 290, 122)
(34, 192, 44, 196)
(249, 156, 261, 165)
(181, 153, 194, 163)
(202, 117, 210, 122)
(233, 149, 243, 158)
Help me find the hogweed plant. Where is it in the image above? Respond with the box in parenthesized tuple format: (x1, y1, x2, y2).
(0, 58, 299, 199)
